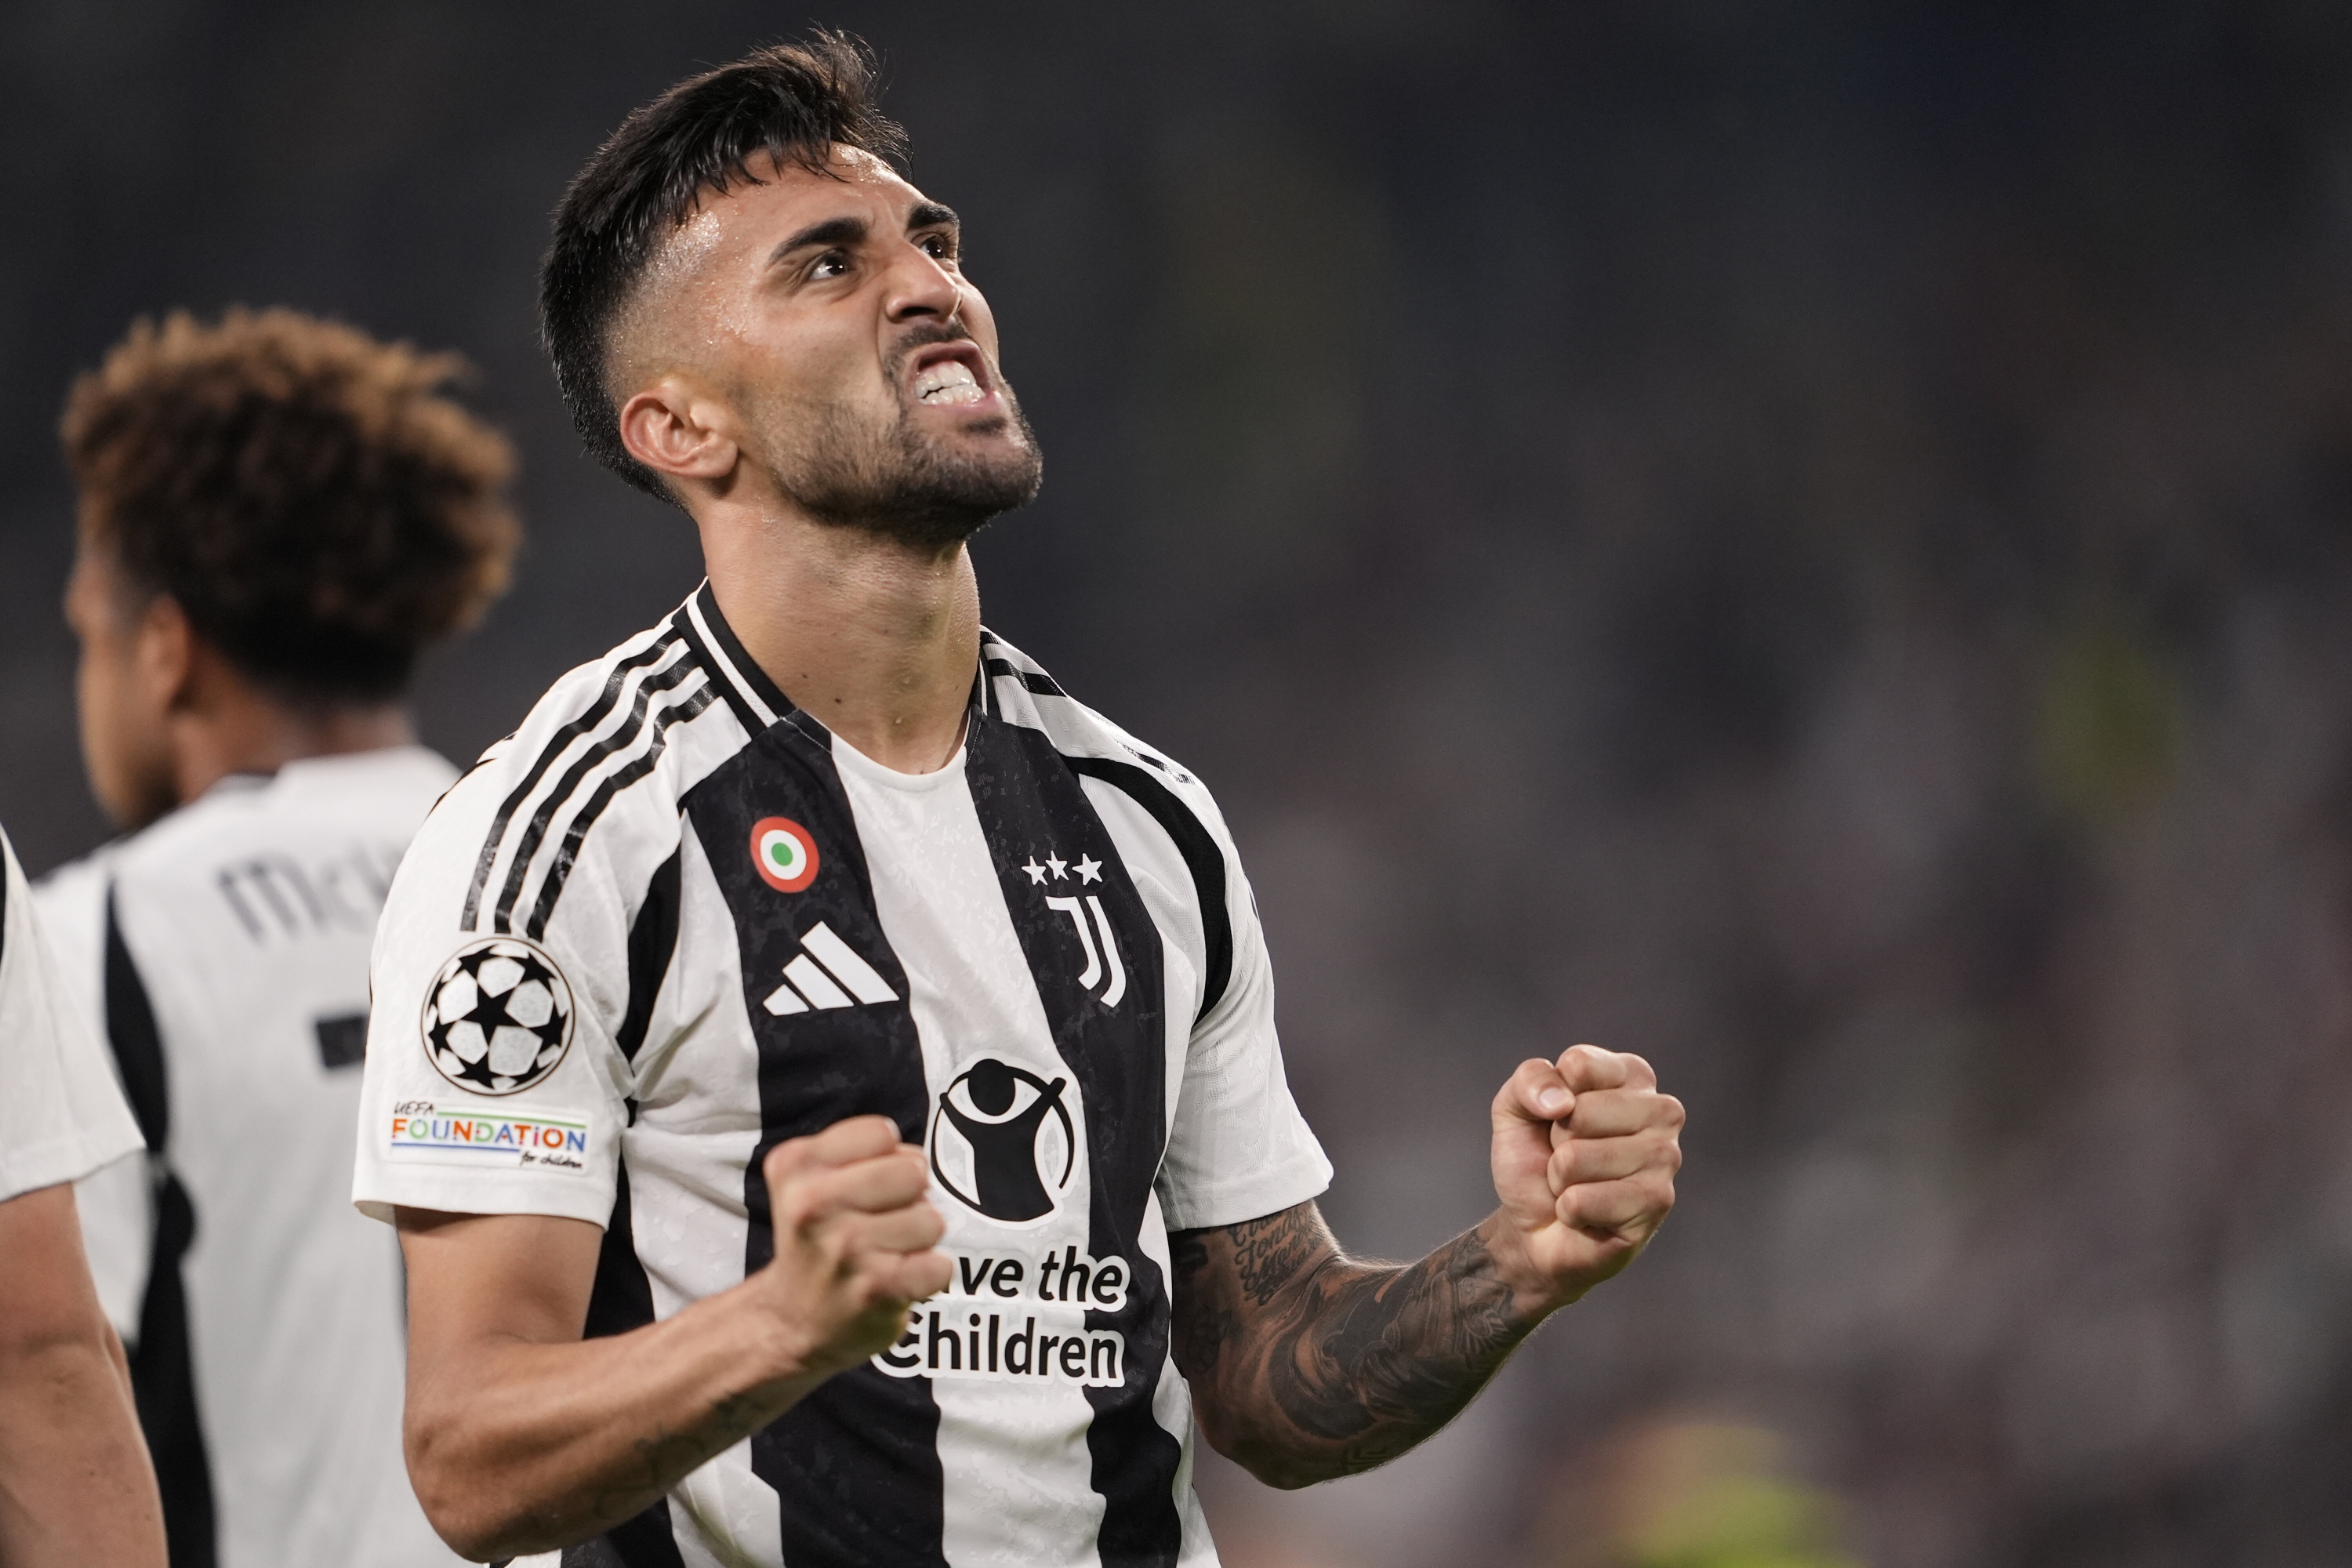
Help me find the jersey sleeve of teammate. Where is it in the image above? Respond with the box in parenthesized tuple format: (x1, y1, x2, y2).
(33, 851, 153, 1338)
(352, 625, 709, 1228)
(0, 825, 143, 1204)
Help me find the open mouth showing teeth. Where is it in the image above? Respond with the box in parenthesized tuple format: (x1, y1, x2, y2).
(914, 359, 985, 405)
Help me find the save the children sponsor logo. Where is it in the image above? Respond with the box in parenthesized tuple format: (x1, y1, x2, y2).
(927, 1058, 1074, 1226)
(387, 1100, 591, 1171)
(875, 1243, 1133, 1388)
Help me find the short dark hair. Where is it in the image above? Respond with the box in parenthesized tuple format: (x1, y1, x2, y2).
(60, 307, 521, 704)
(541, 33, 907, 503)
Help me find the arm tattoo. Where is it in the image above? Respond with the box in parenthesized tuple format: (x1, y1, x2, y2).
(1231, 1207, 1323, 1305)
(1169, 1203, 1527, 1485)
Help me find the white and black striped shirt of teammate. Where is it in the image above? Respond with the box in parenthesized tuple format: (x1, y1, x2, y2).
(0, 826, 143, 1209)
(0, 823, 165, 1567)
(42, 750, 468, 1568)
(369, 34, 1683, 1568)
(46, 306, 521, 1568)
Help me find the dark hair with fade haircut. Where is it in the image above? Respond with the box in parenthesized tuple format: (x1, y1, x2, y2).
(541, 31, 907, 503)
(60, 307, 521, 705)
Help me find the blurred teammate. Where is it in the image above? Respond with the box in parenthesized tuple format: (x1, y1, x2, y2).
(0, 822, 165, 1568)
(357, 34, 1684, 1567)
(39, 308, 518, 1568)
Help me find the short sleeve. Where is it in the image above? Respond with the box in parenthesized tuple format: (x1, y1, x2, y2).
(1152, 837, 1332, 1233)
(32, 851, 154, 1338)
(0, 826, 143, 1203)
(350, 760, 640, 1229)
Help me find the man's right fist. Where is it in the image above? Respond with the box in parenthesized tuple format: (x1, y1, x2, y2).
(757, 1116, 950, 1378)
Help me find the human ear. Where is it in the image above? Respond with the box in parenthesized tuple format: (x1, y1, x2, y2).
(618, 376, 740, 488)
(135, 593, 197, 716)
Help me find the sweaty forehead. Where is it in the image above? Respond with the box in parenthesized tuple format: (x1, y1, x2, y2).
(687, 144, 926, 255)
(637, 147, 924, 289)
(609, 147, 931, 382)
(826, 143, 907, 188)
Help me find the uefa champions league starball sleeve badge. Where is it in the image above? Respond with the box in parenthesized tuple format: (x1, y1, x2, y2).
(420, 936, 577, 1094)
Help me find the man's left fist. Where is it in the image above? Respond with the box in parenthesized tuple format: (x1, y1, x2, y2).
(1486, 1044, 1682, 1316)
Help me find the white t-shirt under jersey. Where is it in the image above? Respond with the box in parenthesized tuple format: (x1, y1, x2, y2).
(0, 823, 140, 1203)
(39, 748, 466, 1568)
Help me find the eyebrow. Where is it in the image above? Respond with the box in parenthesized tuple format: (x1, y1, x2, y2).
(767, 215, 869, 267)
(764, 204, 961, 270)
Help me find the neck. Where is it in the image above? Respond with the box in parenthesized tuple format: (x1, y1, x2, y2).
(169, 695, 416, 808)
(699, 505, 981, 774)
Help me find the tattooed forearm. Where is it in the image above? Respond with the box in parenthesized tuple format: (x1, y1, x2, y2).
(1265, 1227, 1520, 1466)
(1232, 1207, 1324, 1305)
(1170, 1203, 1528, 1486)
(1169, 1229, 1237, 1383)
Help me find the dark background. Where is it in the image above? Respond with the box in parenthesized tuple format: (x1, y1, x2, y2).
(7, 3, 2352, 1563)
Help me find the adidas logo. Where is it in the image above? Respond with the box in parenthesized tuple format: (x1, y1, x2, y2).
(761, 922, 899, 1015)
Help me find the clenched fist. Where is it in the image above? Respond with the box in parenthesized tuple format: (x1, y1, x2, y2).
(1486, 1044, 1682, 1316)
(754, 1116, 953, 1378)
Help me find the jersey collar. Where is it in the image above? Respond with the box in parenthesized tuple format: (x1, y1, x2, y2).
(684, 580, 994, 738)
(680, 582, 795, 733)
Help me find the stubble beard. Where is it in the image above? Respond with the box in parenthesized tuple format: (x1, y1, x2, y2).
(754, 344, 1045, 554)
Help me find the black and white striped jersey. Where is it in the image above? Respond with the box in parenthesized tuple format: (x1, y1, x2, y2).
(0, 823, 141, 1205)
(354, 583, 1330, 1568)
(38, 750, 468, 1568)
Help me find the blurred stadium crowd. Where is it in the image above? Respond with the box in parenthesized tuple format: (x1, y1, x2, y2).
(5, 2, 2352, 1564)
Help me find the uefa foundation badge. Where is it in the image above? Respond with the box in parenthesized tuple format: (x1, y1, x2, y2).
(751, 816, 820, 891)
(421, 935, 576, 1094)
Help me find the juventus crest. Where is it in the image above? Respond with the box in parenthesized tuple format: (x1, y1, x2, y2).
(1021, 848, 1125, 1007)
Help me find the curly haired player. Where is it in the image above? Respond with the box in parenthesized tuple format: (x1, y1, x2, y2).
(39, 307, 519, 1568)
(355, 34, 1683, 1568)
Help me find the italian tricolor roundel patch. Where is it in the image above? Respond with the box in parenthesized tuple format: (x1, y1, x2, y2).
(750, 817, 820, 892)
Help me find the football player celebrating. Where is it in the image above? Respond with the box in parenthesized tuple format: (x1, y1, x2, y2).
(355, 34, 1683, 1568)
(0, 822, 164, 1568)
(41, 309, 519, 1568)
